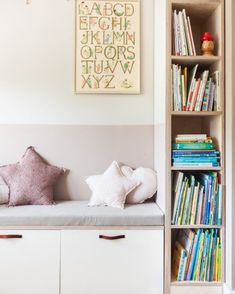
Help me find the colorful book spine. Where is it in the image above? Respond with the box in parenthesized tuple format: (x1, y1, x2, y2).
(186, 229, 201, 280)
(172, 142, 215, 150)
(193, 231, 205, 280)
(172, 172, 222, 225)
(173, 9, 196, 56)
(174, 229, 222, 282)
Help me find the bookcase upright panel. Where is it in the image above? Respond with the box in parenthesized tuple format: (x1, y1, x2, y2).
(166, 0, 225, 293)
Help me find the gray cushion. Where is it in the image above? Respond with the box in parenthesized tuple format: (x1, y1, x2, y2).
(0, 201, 164, 226)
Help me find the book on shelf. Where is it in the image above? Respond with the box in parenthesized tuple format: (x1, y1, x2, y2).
(172, 241, 187, 281)
(172, 134, 220, 167)
(172, 171, 222, 226)
(172, 143, 215, 150)
(173, 9, 196, 56)
(172, 229, 221, 282)
(172, 64, 220, 112)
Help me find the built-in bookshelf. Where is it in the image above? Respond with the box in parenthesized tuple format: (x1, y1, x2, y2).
(166, 1, 224, 294)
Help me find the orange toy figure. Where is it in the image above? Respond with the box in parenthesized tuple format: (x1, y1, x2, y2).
(200, 32, 215, 56)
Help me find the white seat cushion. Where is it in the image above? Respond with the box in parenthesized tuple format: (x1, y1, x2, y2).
(0, 201, 164, 226)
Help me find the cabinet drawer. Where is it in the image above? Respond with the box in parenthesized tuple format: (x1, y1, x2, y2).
(61, 229, 163, 294)
(0, 230, 60, 294)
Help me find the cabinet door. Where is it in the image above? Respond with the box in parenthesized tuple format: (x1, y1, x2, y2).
(0, 230, 60, 294)
(61, 230, 163, 294)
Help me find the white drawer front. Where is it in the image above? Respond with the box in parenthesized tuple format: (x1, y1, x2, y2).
(61, 230, 163, 294)
(0, 230, 60, 294)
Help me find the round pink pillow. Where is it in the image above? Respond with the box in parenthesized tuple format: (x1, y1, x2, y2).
(121, 166, 158, 204)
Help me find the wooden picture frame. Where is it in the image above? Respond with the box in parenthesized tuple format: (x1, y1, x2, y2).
(75, 0, 140, 94)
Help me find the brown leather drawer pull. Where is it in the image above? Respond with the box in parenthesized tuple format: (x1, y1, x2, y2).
(99, 235, 125, 240)
(0, 235, 22, 239)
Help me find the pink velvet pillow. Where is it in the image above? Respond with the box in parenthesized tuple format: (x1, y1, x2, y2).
(0, 147, 66, 206)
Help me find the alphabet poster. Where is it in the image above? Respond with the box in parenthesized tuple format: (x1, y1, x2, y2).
(75, 0, 140, 94)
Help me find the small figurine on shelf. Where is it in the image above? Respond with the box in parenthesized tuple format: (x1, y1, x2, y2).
(200, 32, 215, 56)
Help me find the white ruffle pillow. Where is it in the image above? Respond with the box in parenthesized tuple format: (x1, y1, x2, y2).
(0, 176, 9, 204)
(86, 161, 140, 209)
(121, 166, 158, 204)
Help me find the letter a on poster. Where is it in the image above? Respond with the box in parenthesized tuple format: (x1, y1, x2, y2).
(75, 0, 140, 94)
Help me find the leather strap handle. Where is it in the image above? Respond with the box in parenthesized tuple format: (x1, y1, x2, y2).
(0, 235, 23, 239)
(99, 235, 125, 240)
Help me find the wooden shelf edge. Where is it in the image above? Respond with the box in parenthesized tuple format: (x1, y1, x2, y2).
(171, 281, 223, 287)
(171, 55, 221, 61)
(171, 225, 223, 229)
(171, 111, 223, 116)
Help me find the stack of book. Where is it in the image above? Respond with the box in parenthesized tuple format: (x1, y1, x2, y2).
(172, 171, 222, 225)
(172, 229, 221, 282)
(172, 64, 220, 111)
(173, 9, 196, 56)
(172, 134, 220, 168)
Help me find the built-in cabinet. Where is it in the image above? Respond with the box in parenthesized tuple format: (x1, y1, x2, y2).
(0, 230, 60, 294)
(0, 229, 164, 294)
(61, 230, 163, 294)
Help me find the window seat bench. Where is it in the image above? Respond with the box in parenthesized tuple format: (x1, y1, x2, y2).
(0, 200, 164, 227)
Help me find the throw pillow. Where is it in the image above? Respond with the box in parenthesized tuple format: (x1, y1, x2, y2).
(121, 166, 158, 204)
(0, 176, 9, 204)
(86, 161, 140, 209)
(0, 147, 66, 206)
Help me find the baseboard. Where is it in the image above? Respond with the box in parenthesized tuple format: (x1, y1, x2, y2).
(224, 284, 235, 294)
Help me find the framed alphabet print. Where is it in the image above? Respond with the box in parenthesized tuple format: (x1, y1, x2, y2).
(75, 0, 140, 94)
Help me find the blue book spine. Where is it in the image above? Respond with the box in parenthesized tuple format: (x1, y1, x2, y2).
(217, 184, 222, 225)
(173, 163, 219, 167)
(186, 229, 201, 280)
(173, 158, 219, 163)
(202, 178, 208, 224)
(172, 155, 220, 158)
(178, 250, 187, 281)
(206, 180, 213, 224)
(172, 152, 219, 157)
(172, 150, 220, 155)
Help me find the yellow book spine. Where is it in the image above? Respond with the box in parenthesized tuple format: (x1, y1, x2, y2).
(215, 237, 219, 281)
(195, 233, 205, 281)
(190, 185, 198, 224)
(178, 179, 189, 225)
(218, 242, 222, 281)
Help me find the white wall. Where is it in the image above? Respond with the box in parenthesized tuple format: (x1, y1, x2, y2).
(0, 0, 154, 126)
(226, 0, 235, 292)
(154, 0, 166, 212)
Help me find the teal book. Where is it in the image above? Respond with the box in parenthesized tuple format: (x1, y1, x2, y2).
(173, 157, 219, 163)
(217, 184, 222, 225)
(186, 229, 201, 280)
(172, 143, 215, 150)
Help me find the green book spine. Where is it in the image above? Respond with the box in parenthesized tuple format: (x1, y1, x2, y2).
(172, 143, 215, 150)
(178, 179, 189, 225)
(206, 229, 214, 281)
